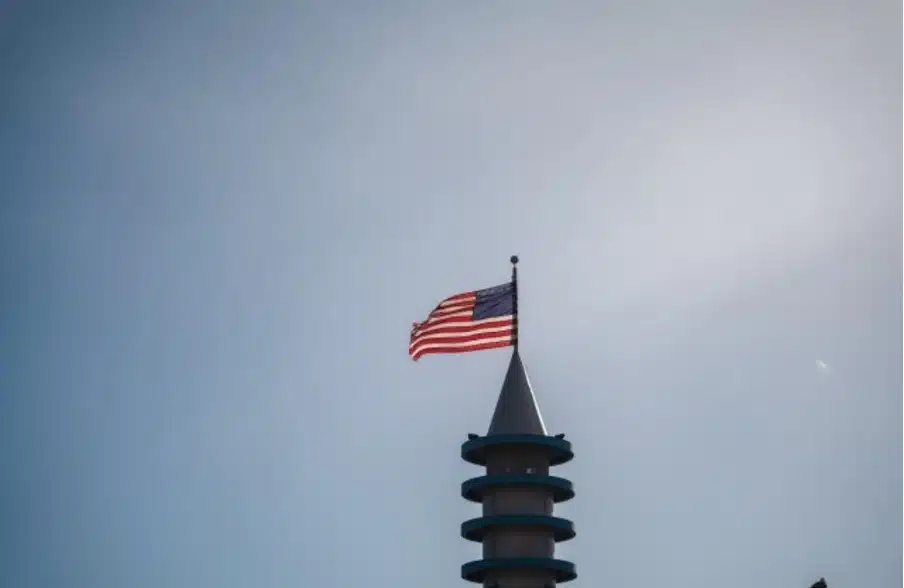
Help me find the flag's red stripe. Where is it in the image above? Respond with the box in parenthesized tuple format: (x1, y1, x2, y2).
(410, 321, 514, 349)
(411, 320, 514, 345)
(410, 326, 514, 348)
(411, 339, 513, 361)
(437, 291, 476, 306)
(415, 310, 477, 331)
(411, 317, 514, 340)
(430, 302, 476, 319)
(409, 326, 515, 357)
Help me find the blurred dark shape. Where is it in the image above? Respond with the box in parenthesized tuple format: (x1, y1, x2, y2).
(810, 578, 827, 588)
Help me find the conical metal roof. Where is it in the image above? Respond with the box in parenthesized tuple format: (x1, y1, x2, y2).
(487, 350, 548, 436)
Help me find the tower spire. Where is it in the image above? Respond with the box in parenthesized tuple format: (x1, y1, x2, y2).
(487, 349, 547, 436)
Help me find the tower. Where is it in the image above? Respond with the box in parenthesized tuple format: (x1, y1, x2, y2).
(461, 350, 577, 587)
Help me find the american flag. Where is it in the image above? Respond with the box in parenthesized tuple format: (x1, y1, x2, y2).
(409, 282, 516, 361)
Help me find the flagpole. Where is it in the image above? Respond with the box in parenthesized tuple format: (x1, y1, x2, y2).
(510, 255, 519, 350)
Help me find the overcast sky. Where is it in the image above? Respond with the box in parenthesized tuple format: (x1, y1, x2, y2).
(1, 2, 900, 587)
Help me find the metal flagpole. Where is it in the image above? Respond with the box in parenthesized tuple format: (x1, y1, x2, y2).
(510, 255, 519, 350)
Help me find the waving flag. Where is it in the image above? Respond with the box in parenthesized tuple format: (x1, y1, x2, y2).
(409, 282, 517, 361)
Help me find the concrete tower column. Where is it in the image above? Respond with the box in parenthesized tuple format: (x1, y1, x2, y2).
(461, 351, 576, 588)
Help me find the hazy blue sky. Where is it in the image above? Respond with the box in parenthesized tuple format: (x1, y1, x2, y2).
(1, 2, 900, 587)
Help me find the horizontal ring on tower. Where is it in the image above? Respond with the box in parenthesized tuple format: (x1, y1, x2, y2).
(461, 557, 577, 583)
(461, 474, 575, 503)
(461, 434, 573, 466)
(461, 514, 575, 542)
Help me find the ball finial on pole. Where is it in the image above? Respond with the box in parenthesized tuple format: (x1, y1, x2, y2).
(510, 255, 519, 265)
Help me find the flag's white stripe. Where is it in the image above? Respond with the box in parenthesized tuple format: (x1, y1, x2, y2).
(411, 335, 513, 354)
(413, 314, 513, 337)
(417, 309, 473, 328)
(411, 334, 513, 354)
(410, 323, 514, 349)
(413, 321, 514, 341)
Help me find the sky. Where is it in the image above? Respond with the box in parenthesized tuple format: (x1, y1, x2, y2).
(0, 1, 900, 587)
